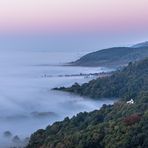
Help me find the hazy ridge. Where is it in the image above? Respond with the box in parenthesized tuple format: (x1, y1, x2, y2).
(70, 42, 148, 67)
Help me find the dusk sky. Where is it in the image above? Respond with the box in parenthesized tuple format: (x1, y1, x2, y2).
(0, 0, 148, 51)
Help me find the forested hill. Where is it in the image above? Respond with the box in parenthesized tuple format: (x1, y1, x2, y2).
(27, 58, 148, 148)
(70, 46, 148, 67)
(55, 58, 148, 101)
(27, 100, 148, 148)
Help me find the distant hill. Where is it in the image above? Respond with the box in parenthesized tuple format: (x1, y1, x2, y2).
(132, 41, 148, 48)
(70, 43, 148, 68)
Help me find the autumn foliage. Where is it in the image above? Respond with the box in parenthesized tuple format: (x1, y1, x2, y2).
(123, 114, 141, 126)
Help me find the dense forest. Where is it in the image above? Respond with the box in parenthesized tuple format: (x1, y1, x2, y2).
(27, 58, 148, 148)
(70, 46, 148, 67)
(27, 98, 148, 148)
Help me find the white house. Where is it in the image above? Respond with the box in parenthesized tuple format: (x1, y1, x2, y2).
(126, 99, 134, 104)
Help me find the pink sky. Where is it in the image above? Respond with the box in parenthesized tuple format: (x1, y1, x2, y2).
(0, 0, 148, 33)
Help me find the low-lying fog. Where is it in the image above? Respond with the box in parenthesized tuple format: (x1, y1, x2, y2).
(0, 50, 114, 147)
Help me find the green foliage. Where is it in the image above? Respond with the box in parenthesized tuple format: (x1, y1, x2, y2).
(27, 58, 148, 148)
(27, 101, 148, 148)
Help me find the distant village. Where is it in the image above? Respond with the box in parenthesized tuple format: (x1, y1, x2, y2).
(42, 72, 113, 79)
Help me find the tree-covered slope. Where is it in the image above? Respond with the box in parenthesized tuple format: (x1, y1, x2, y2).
(27, 94, 148, 148)
(27, 58, 148, 148)
(56, 58, 148, 101)
(70, 46, 148, 67)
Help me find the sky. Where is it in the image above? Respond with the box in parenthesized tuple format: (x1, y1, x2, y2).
(0, 0, 148, 51)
